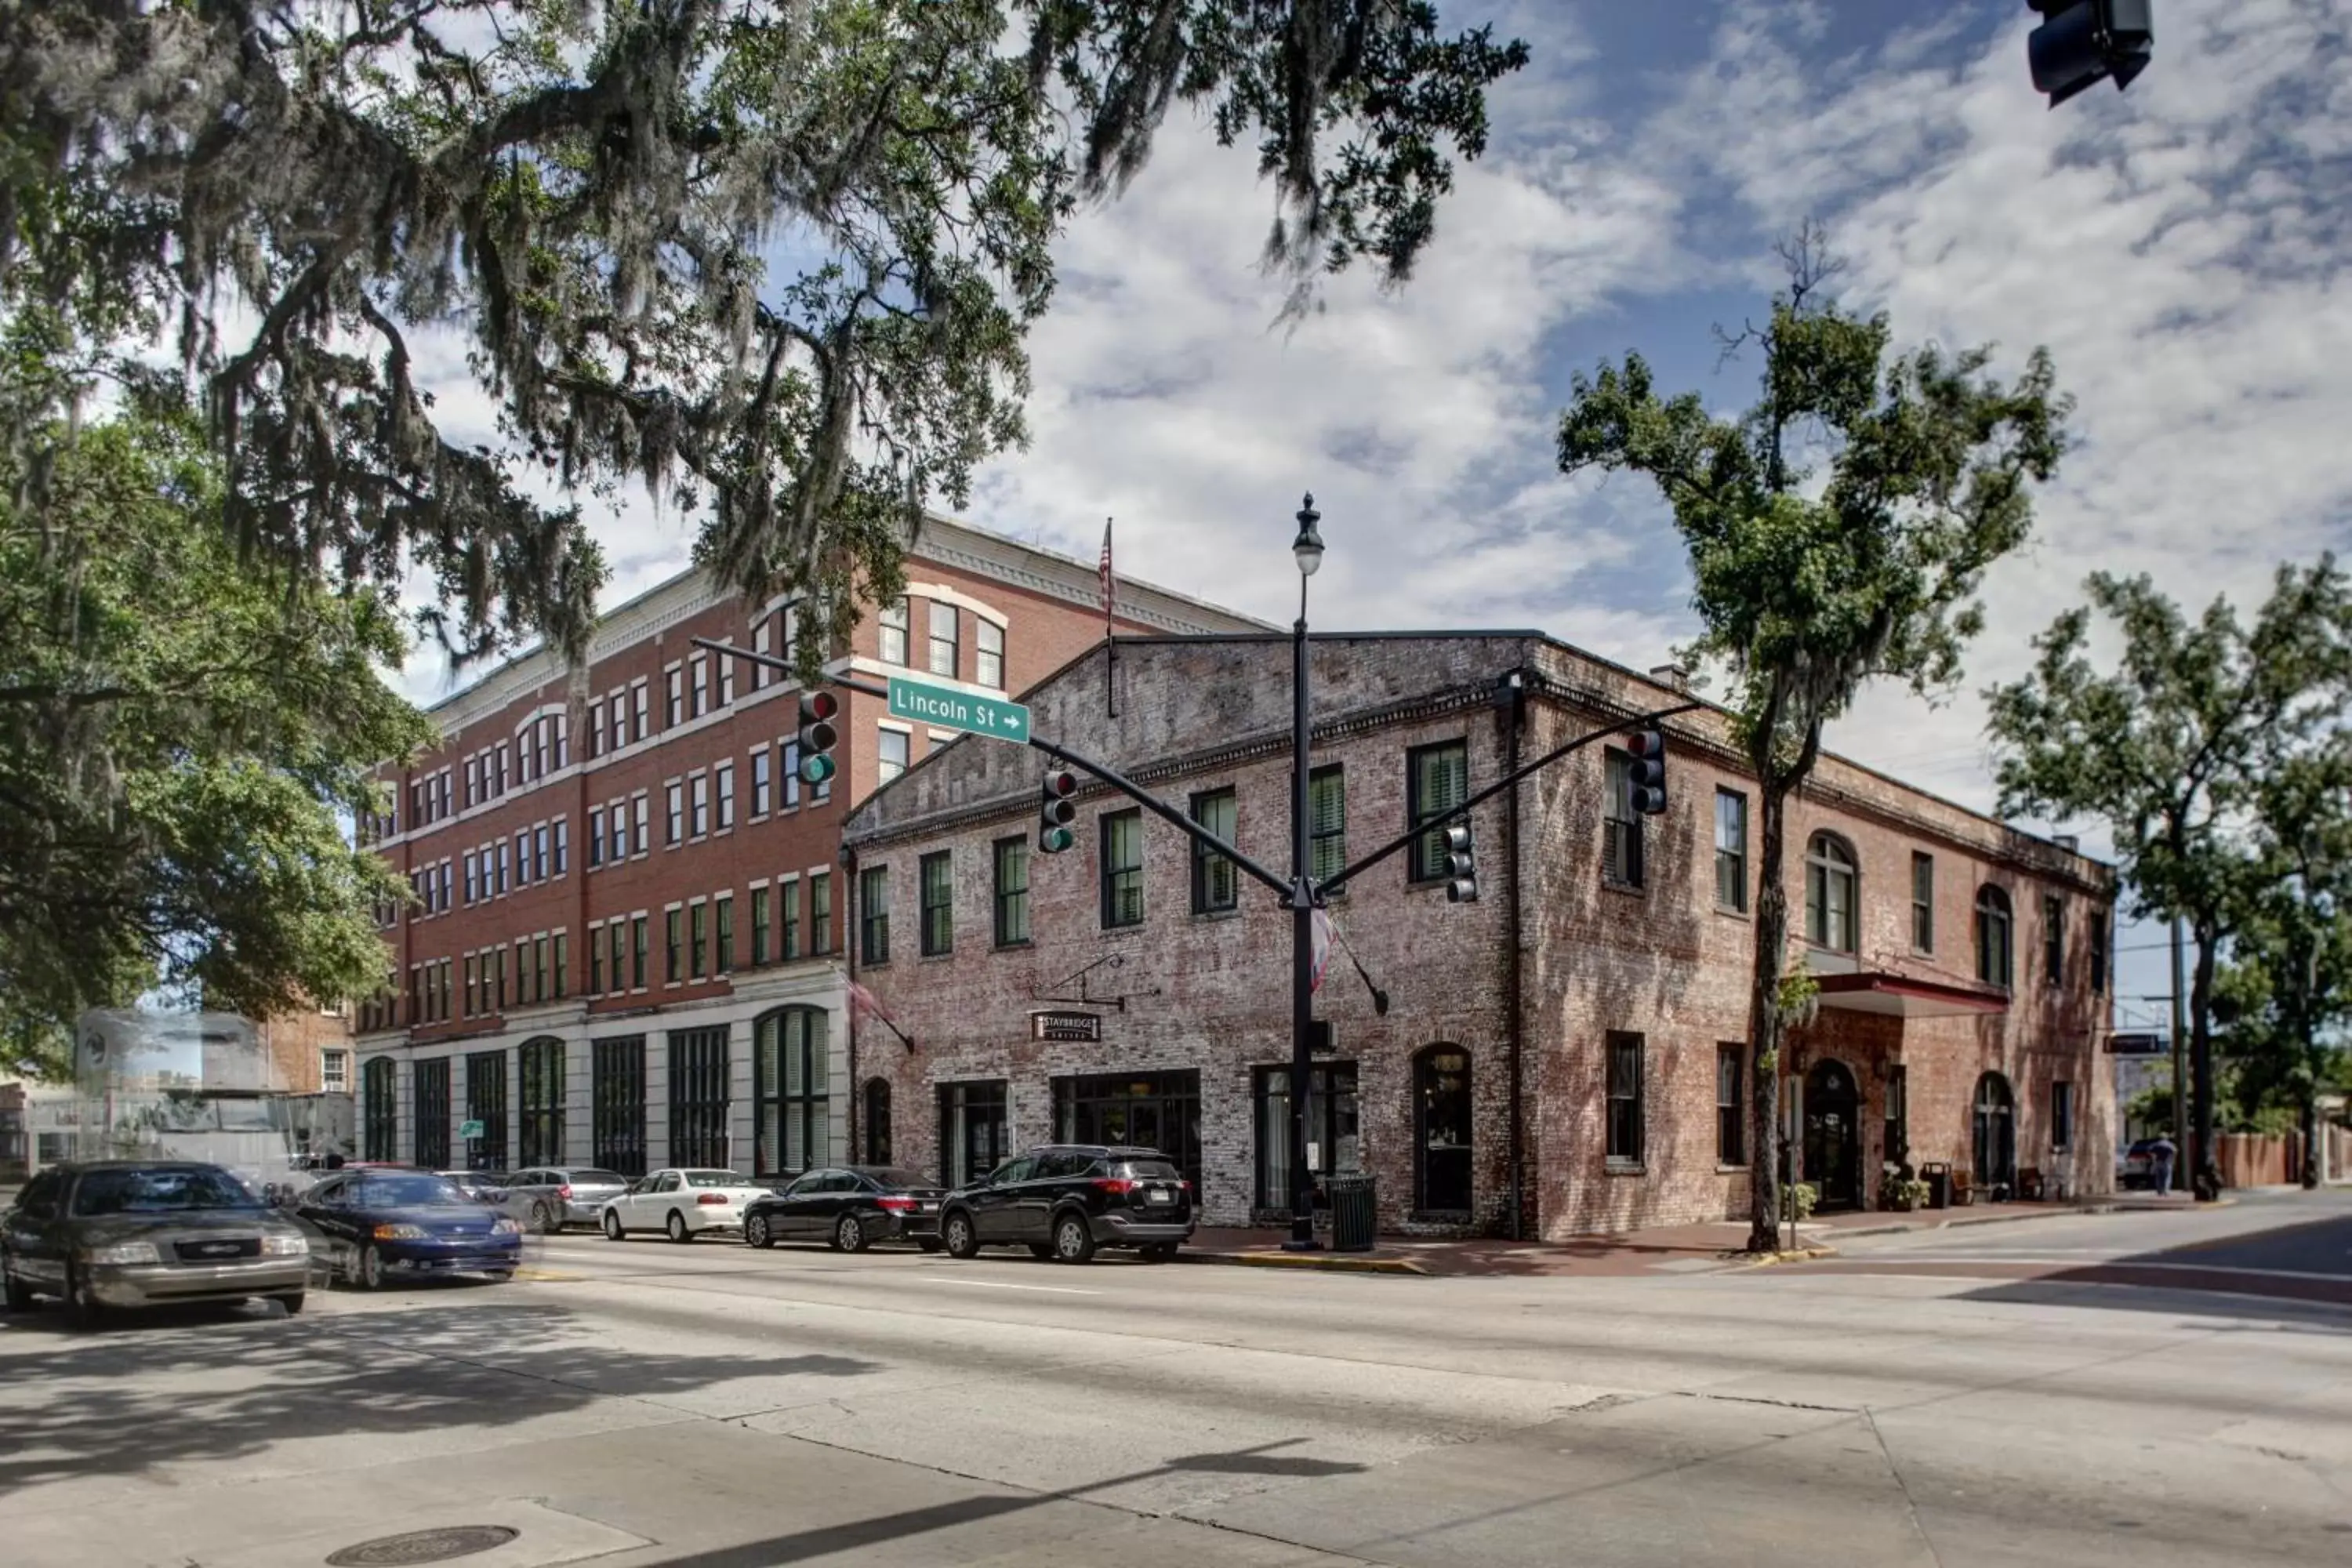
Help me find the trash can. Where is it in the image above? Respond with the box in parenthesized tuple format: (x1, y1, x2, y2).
(1920, 1162, 1951, 1210)
(1328, 1172, 1377, 1252)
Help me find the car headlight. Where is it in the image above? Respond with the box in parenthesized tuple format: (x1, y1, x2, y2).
(372, 1223, 429, 1240)
(261, 1233, 310, 1257)
(83, 1240, 160, 1266)
(491, 1217, 522, 1236)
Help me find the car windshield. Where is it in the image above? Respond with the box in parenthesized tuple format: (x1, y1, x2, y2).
(684, 1171, 747, 1188)
(862, 1168, 932, 1190)
(347, 1174, 470, 1207)
(575, 1171, 630, 1185)
(72, 1166, 263, 1216)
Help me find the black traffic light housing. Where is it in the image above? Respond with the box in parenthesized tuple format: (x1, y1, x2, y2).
(2028, 1, 2154, 108)
(1625, 727, 1667, 815)
(1443, 822, 1478, 904)
(1039, 768, 1077, 852)
(797, 690, 839, 784)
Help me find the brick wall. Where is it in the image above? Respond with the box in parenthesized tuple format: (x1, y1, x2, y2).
(848, 633, 2118, 1238)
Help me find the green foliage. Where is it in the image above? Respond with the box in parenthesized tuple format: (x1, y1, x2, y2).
(0, 2, 1525, 668)
(1557, 227, 2069, 1249)
(1787, 1182, 1818, 1223)
(1986, 557, 2352, 1169)
(0, 335, 432, 1080)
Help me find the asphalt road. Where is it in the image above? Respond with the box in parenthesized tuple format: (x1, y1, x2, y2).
(5, 1194, 2351, 1568)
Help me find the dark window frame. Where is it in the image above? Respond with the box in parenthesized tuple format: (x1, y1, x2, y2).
(1309, 764, 1346, 885)
(519, 1039, 563, 1170)
(919, 851, 953, 956)
(938, 1079, 1008, 1189)
(362, 1057, 398, 1161)
(1100, 808, 1144, 929)
(465, 1050, 508, 1171)
(1189, 787, 1239, 915)
(2043, 894, 2065, 988)
(413, 1057, 451, 1170)
(1976, 886, 2015, 989)
(1606, 1032, 1645, 1167)
(591, 1036, 647, 1177)
(668, 1026, 731, 1170)
(993, 837, 1030, 947)
(1407, 741, 1469, 884)
(753, 1007, 829, 1177)
(1716, 1044, 1745, 1167)
(1602, 749, 1644, 888)
(860, 865, 891, 964)
(1715, 789, 1748, 912)
(1806, 833, 1860, 954)
(1911, 851, 1936, 952)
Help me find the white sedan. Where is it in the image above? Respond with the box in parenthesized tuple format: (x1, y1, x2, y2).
(599, 1169, 775, 1243)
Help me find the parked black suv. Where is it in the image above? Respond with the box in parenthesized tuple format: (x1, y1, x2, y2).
(938, 1145, 1194, 1263)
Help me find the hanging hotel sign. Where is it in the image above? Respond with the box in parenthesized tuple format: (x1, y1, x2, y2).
(1029, 1010, 1102, 1043)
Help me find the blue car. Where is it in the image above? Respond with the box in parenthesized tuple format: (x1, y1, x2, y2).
(292, 1167, 523, 1290)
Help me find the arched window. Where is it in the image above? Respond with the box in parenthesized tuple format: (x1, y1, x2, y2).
(1973, 1072, 2016, 1186)
(864, 1078, 893, 1165)
(1975, 886, 2014, 989)
(1414, 1045, 1472, 1214)
(1806, 833, 1859, 953)
(753, 1007, 829, 1176)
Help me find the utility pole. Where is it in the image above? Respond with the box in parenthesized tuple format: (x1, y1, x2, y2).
(2169, 914, 2188, 1172)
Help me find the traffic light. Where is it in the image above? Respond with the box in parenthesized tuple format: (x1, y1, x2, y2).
(1625, 727, 1667, 815)
(797, 690, 839, 785)
(1039, 768, 1077, 852)
(1443, 822, 1478, 904)
(2027, 1, 2153, 108)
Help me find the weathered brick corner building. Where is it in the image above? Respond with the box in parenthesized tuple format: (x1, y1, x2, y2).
(843, 632, 2118, 1238)
(350, 517, 1261, 1178)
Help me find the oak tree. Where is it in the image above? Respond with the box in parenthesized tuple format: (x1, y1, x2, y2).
(1559, 229, 2069, 1251)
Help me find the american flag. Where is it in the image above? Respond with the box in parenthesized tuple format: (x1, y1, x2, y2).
(1098, 518, 1114, 629)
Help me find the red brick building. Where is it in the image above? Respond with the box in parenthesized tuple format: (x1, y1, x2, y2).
(351, 518, 1261, 1176)
(842, 633, 2118, 1238)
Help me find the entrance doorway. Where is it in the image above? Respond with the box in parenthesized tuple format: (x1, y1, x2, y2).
(1802, 1058, 1861, 1210)
(1973, 1072, 2017, 1191)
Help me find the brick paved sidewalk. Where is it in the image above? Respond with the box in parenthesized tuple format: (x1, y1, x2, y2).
(1180, 1195, 2201, 1279)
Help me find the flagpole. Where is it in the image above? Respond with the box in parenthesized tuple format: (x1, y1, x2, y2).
(1102, 517, 1117, 720)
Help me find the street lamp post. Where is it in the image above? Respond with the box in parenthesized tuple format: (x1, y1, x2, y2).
(1286, 494, 1325, 1253)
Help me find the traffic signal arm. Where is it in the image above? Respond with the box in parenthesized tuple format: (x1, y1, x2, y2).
(1025, 736, 1291, 899)
(1319, 701, 1703, 898)
(688, 636, 890, 700)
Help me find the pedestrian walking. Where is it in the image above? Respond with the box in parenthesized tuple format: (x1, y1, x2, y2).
(2150, 1133, 2177, 1197)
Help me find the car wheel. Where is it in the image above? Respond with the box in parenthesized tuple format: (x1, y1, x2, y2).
(1026, 1243, 1054, 1260)
(275, 1292, 306, 1316)
(2, 1266, 33, 1313)
(666, 1210, 691, 1244)
(746, 1214, 774, 1250)
(603, 1210, 626, 1241)
(64, 1265, 105, 1330)
(354, 1243, 388, 1291)
(1052, 1214, 1096, 1265)
(915, 1238, 942, 1254)
(1141, 1243, 1178, 1263)
(833, 1214, 868, 1254)
(529, 1201, 555, 1235)
(942, 1211, 980, 1259)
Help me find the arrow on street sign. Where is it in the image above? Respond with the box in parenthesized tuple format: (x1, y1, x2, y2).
(887, 675, 1031, 744)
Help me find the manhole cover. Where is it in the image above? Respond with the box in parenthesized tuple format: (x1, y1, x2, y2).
(325, 1526, 519, 1566)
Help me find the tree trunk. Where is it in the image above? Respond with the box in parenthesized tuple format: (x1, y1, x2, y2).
(1746, 781, 1792, 1252)
(2303, 1091, 2321, 1189)
(2189, 920, 2220, 1200)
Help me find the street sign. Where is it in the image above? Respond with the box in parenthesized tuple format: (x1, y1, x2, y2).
(2104, 1032, 2164, 1055)
(459, 1119, 485, 1139)
(1029, 1011, 1101, 1043)
(887, 675, 1030, 743)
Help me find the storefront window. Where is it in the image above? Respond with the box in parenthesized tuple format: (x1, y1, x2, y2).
(1253, 1062, 1359, 1213)
(1054, 1071, 1203, 1196)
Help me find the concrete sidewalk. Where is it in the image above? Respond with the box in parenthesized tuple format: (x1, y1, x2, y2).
(1180, 1194, 2207, 1279)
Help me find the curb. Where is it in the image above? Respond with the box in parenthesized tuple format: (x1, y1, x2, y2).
(1809, 1201, 2134, 1243)
(1740, 1245, 1841, 1268)
(1179, 1249, 1430, 1276)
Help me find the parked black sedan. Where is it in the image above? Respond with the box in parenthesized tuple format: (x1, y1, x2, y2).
(743, 1167, 947, 1253)
(292, 1167, 523, 1289)
(2, 1161, 312, 1327)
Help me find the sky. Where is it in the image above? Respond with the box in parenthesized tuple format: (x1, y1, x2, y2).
(394, 0, 2352, 1033)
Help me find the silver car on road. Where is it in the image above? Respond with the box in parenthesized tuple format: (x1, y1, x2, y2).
(498, 1167, 634, 1232)
(2, 1161, 311, 1327)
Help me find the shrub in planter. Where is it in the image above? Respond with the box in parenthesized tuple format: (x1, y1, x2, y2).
(1878, 1172, 1930, 1211)
(1788, 1181, 1820, 1222)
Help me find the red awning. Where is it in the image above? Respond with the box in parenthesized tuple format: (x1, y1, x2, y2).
(1813, 971, 2010, 1020)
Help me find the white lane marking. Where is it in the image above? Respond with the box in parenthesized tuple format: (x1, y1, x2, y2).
(909, 1274, 1102, 1296)
(1818, 1256, 2352, 1283)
